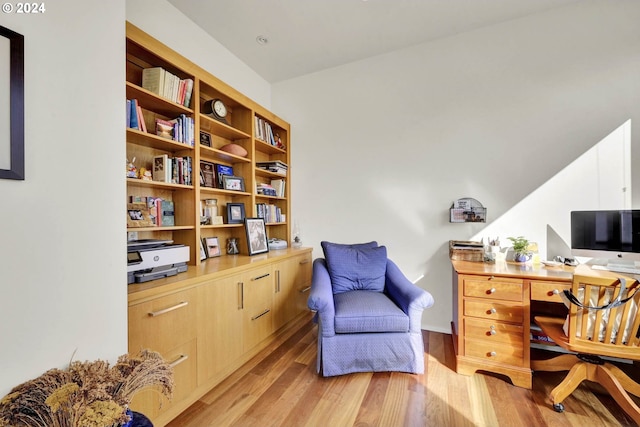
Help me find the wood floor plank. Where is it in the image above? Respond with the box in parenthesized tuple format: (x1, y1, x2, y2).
(168, 319, 639, 427)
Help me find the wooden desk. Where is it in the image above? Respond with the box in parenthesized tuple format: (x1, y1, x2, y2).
(451, 260, 576, 389)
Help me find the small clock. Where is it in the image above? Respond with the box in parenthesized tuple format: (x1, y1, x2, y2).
(206, 98, 228, 124)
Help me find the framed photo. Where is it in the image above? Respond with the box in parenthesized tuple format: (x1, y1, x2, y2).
(245, 217, 269, 256)
(200, 160, 216, 188)
(199, 130, 211, 147)
(199, 238, 207, 261)
(222, 175, 245, 191)
(203, 236, 221, 258)
(126, 203, 154, 227)
(226, 203, 245, 224)
(0, 26, 24, 180)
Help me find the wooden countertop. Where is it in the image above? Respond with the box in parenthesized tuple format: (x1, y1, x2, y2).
(451, 260, 638, 282)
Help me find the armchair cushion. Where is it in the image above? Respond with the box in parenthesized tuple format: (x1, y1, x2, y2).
(321, 241, 387, 293)
(334, 290, 409, 333)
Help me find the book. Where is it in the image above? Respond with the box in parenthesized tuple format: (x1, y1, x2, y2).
(160, 200, 175, 226)
(153, 154, 170, 182)
(271, 179, 285, 197)
(129, 99, 139, 130)
(142, 67, 165, 96)
(136, 104, 147, 133)
(183, 78, 194, 108)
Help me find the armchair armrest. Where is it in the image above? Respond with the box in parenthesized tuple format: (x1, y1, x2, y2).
(307, 258, 336, 336)
(385, 259, 434, 332)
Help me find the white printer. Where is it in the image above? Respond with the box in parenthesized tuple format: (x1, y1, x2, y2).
(127, 239, 190, 284)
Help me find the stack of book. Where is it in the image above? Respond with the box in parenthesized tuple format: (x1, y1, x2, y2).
(153, 154, 193, 186)
(256, 161, 287, 176)
(142, 67, 194, 108)
(257, 183, 277, 196)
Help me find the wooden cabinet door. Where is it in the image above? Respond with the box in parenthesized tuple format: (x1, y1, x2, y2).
(273, 253, 312, 330)
(242, 265, 274, 352)
(197, 273, 244, 383)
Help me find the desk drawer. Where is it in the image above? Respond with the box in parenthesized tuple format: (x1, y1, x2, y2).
(463, 276, 523, 302)
(464, 299, 523, 323)
(530, 281, 570, 303)
(464, 338, 524, 367)
(464, 318, 524, 346)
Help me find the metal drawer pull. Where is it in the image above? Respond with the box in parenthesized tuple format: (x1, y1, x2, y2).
(169, 354, 188, 368)
(238, 282, 244, 309)
(276, 270, 281, 293)
(299, 259, 310, 265)
(148, 301, 188, 317)
(300, 286, 311, 293)
(251, 309, 271, 321)
(489, 325, 497, 335)
(489, 351, 497, 357)
(489, 287, 496, 294)
(552, 289, 560, 295)
(490, 308, 497, 314)
(252, 273, 270, 281)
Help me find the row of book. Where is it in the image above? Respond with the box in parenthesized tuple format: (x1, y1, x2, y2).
(256, 203, 284, 224)
(128, 196, 175, 227)
(200, 161, 234, 189)
(254, 117, 286, 150)
(153, 154, 193, 186)
(142, 67, 194, 108)
(156, 114, 195, 146)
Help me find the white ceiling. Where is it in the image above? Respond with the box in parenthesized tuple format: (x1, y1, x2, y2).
(167, 0, 579, 84)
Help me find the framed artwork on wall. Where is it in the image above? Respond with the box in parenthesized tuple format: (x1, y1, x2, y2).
(0, 26, 24, 180)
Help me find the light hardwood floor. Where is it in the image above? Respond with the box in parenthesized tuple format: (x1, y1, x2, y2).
(167, 313, 639, 427)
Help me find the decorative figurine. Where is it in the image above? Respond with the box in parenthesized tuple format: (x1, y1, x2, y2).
(227, 238, 239, 255)
(126, 157, 137, 178)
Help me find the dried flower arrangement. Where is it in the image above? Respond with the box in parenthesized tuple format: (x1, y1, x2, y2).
(0, 349, 173, 427)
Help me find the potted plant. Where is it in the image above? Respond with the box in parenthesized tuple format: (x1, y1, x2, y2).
(0, 350, 172, 427)
(508, 236, 532, 263)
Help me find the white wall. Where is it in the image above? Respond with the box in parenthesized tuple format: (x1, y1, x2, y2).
(0, 1, 126, 396)
(126, 0, 272, 110)
(272, 0, 640, 332)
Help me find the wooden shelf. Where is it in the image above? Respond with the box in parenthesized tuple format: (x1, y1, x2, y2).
(200, 114, 251, 140)
(127, 225, 195, 232)
(126, 178, 193, 190)
(200, 145, 251, 164)
(127, 128, 194, 152)
(126, 82, 193, 117)
(254, 167, 287, 179)
(255, 139, 286, 155)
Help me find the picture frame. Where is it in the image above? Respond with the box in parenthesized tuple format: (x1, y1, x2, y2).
(245, 218, 269, 256)
(199, 238, 207, 261)
(126, 203, 154, 227)
(222, 175, 245, 192)
(200, 160, 216, 188)
(226, 202, 245, 224)
(199, 130, 211, 147)
(0, 26, 24, 180)
(203, 236, 221, 258)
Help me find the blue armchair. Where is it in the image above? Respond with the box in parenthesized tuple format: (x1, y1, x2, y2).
(307, 241, 434, 376)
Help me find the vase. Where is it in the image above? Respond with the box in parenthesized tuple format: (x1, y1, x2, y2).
(514, 253, 531, 263)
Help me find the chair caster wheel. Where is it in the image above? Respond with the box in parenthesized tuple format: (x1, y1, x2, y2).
(553, 403, 565, 413)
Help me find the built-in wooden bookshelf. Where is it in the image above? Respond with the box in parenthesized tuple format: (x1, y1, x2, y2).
(125, 22, 290, 265)
(125, 23, 308, 427)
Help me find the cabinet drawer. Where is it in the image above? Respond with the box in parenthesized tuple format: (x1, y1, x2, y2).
(530, 280, 570, 303)
(464, 318, 524, 346)
(128, 289, 196, 354)
(464, 299, 523, 323)
(130, 339, 197, 419)
(464, 338, 524, 367)
(463, 276, 523, 302)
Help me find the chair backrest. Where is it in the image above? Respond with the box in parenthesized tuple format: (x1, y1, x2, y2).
(564, 273, 640, 360)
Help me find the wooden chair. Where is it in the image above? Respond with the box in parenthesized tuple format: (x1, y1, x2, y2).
(531, 272, 640, 423)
